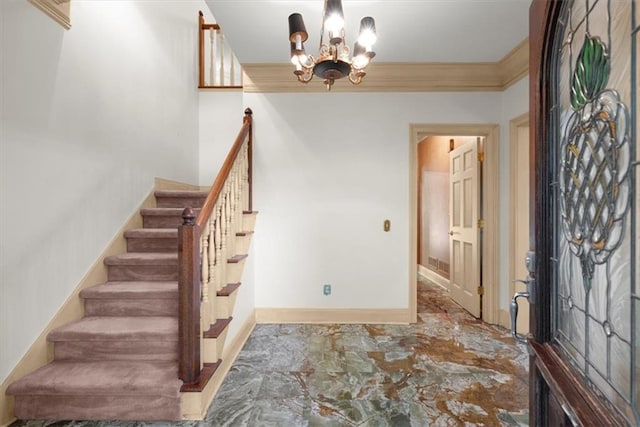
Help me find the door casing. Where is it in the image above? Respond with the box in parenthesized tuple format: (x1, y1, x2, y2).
(508, 112, 531, 334)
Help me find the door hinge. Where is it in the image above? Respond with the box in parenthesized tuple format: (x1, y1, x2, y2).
(477, 286, 484, 295)
(477, 152, 484, 162)
(477, 219, 485, 229)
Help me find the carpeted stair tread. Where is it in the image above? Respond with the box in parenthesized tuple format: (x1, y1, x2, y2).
(80, 282, 177, 299)
(154, 190, 208, 198)
(124, 229, 178, 238)
(140, 207, 201, 216)
(104, 252, 177, 265)
(48, 316, 177, 341)
(6, 360, 181, 397)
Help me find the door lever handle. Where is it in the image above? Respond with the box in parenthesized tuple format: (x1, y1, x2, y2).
(510, 291, 530, 344)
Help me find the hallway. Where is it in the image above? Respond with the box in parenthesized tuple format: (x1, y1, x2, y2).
(12, 278, 529, 426)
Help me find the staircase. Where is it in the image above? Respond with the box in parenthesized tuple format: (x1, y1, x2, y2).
(7, 109, 255, 421)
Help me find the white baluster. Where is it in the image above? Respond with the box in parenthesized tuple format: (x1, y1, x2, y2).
(235, 163, 243, 233)
(225, 181, 235, 257)
(219, 31, 225, 86)
(200, 222, 210, 328)
(209, 29, 215, 86)
(242, 144, 248, 210)
(215, 204, 224, 291)
(207, 215, 216, 321)
(230, 52, 236, 86)
(220, 194, 228, 289)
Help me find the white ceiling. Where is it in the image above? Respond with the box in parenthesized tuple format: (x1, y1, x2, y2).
(205, 0, 531, 64)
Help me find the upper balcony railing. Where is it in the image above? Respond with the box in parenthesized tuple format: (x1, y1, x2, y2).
(198, 11, 243, 89)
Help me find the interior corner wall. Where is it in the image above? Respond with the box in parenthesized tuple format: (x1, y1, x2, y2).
(0, 0, 204, 382)
(244, 92, 502, 311)
(498, 76, 530, 311)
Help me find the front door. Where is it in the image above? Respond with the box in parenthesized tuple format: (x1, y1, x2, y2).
(449, 139, 481, 318)
(529, 0, 638, 425)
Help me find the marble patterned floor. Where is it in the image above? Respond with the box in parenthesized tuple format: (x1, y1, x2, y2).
(12, 278, 529, 427)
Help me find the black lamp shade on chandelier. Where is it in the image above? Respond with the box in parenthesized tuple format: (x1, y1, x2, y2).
(288, 0, 377, 90)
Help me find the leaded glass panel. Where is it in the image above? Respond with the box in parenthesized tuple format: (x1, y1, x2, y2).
(552, 0, 638, 424)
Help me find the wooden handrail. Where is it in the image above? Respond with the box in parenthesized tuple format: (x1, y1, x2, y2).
(178, 108, 253, 386)
(196, 108, 253, 228)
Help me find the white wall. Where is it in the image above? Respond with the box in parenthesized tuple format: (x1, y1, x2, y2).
(198, 91, 244, 186)
(244, 92, 503, 310)
(0, 0, 205, 382)
(498, 77, 530, 310)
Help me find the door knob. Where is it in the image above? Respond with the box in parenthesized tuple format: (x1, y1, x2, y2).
(449, 230, 454, 236)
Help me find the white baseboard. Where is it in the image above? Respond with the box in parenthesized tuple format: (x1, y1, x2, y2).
(255, 308, 410, 324)
(418, 265, 450, 291)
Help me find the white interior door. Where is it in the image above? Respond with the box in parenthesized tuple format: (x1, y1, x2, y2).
(449, 139, 481, 318)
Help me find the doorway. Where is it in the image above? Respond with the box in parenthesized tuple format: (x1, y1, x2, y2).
(409, 124, 499, 324)
(417, 135, 484, 318)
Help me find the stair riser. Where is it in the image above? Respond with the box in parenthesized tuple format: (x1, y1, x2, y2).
(203, 330, 229, 364)
(53, 340, 178, 362)
(216, 293, 239, 319)
(235, 235, 253, 255)
(226, 259, 246, 284)
(13, 395, 181, 421)
(155, 197, 207, 209)
(143, 215, 184, 229)
(107, 265, 177, 282)
(243, 213, 257, 232)
(127, 237, 177, 253)
(83, 298, 178, 317)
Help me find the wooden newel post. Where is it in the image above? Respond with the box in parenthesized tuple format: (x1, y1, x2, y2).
(244, 107, 253, 211)
(178, 207, 201, 384)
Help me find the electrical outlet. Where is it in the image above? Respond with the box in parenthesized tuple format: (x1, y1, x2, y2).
(323, 284, 331, 296)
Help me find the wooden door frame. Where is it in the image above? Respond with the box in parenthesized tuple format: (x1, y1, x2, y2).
(508, 112, 530, 314)
(409, 124, 499, 324)
(529, 1, 629, 424)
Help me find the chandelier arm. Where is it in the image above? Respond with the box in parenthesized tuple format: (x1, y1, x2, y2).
(348, 71, 365, 85)
(302, 54, 316, 70)
(296, 69, 314, 83)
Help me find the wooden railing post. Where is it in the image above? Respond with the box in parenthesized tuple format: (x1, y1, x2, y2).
(198, 11, 205, 88)
(245, 107, 253, 211)
(178, 207, 201, 385)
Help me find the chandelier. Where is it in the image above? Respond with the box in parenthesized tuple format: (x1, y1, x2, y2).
(288, 0, 377, 90)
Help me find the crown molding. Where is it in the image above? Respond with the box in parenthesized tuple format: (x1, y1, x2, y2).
(242, 37, 529, 93)
(498, 38, 530, 89)
(28, 0, 71, 29)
